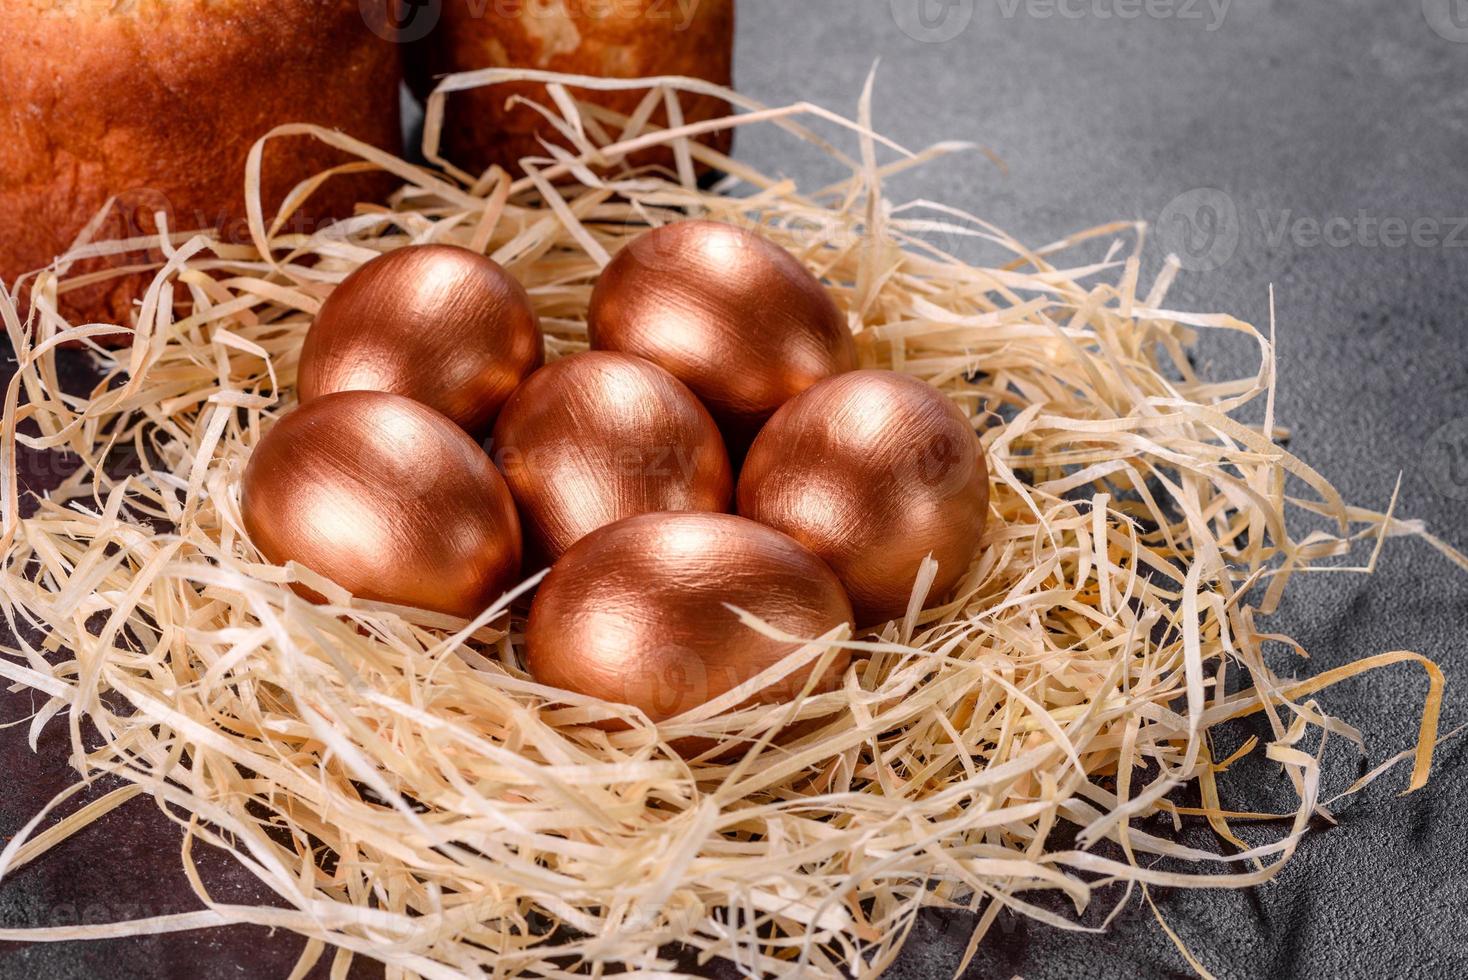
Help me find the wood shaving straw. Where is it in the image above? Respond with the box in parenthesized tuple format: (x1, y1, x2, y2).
(1, 70, 1461, 978)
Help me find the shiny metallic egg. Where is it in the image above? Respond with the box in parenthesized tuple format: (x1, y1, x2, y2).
(587, 220, 857, 441)
(736, 370, 990, 625)
(297, 244, 542, 433)
(491, 351, 733, 563)
(241, 389, 522, 619)
(526, 512, 854, 723)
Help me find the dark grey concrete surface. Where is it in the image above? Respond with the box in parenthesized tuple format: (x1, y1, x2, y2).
(3, 0, 1467, 977)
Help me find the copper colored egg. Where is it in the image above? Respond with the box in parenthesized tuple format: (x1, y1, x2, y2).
(737, 370, 990, 625)
(587, 220, 857, 442)
(526, 512, 854, 724)
(491, 352, 733, 564)
(297, 244, 542, 433)
(241, 390, 522, 619)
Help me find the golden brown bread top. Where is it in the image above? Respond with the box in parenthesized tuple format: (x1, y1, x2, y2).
(411, 0, 734, 175)
(14, 0, 255, 14)
(0, 0, 402, 330)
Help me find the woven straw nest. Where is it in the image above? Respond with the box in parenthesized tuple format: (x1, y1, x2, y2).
(0, 70, 1459, 978)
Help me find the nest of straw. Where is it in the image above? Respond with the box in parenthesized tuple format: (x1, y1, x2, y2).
(0, 71, 1460, 978)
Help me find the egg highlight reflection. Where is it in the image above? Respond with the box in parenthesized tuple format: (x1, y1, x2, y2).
(737, 370, 990, 625)
(526, 512, 854, 723)
(587, 220, 857, 440)
(491, 351, 733, 563)
(297, 244, 542, 433)
(241, 390, 522, 619)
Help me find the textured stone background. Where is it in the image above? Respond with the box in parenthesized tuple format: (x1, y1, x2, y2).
(3, 0, 1466, 976)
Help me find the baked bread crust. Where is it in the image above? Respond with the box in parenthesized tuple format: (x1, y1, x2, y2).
(0, 0, 404, 332)
(410, 0, 734, 177)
